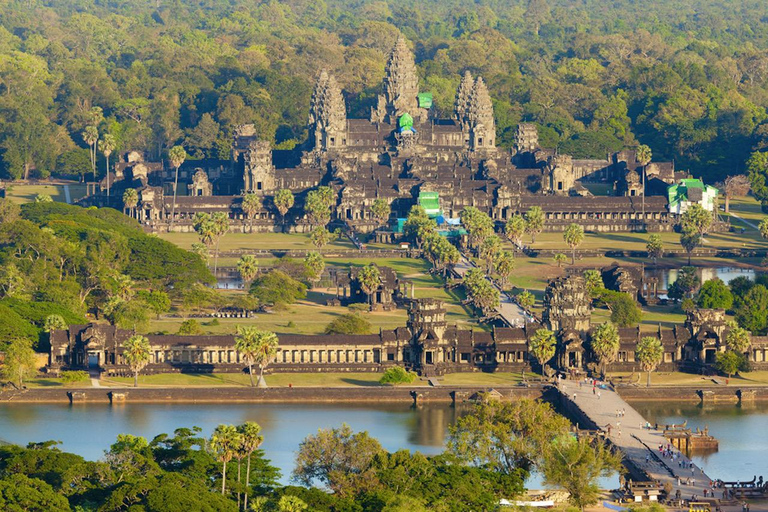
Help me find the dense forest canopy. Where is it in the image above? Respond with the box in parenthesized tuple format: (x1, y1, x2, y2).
(2, 0, 768, 182)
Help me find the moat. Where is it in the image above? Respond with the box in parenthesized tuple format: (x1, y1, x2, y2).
(0, 400, 765, 486)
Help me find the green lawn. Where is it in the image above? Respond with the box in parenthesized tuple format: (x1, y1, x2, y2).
(612, 370, 768, 387)
(4, 183, 87, 204)
(103, 372, 408, 388)
(158, 232, 359, 252)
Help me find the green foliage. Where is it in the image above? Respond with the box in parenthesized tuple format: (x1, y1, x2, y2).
(370, 198, 391, 225)
(460, 207, 495, 250)
(60, 370, 89, 383)
(563, 223, 585, 264)
(735, 284, 768, 334)
(123, 334, 151, 387)
(583, 270, 604, 299)
(178, 319, 203, 336)
(636, 336, 663, 386)
(668, 266, 700, 300)
(235, 326, 279, 386)
(403, 205, 436, 249)
(529, 328, 556, 369)
(250, 270, 307, 308)
(590, 321, 620, 376)
(696, 278, 734, 310)
(505, 214, 527, 249)
(715, 350, 749, 378)
(379, 366, 416, 385)
(303, 251, 325, 284)
(324, 313, 372, 335)
(516, 290, 535, 310)
(357, 264, 382, 304)
(646, 234, 663, 263)
(601, 291, 642, 327)
(0, 337, 38, 387)
(525, 207, 545, 244)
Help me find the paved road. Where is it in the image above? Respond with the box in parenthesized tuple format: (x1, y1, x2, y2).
(453, 255, 530, 327)
(729, 211, 759, 231)
(558, 380, 718, 499)
(63, 184, 71, 204)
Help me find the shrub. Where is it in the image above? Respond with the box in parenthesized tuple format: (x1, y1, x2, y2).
(178, 319, 202, 335)
(379, 366, 416, 385)
(60, 370, 89, 384)
(324, 313, 372, 335)
(204, 318, 220, 326)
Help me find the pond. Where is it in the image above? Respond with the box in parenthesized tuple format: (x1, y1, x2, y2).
(644, 267, 758, 290)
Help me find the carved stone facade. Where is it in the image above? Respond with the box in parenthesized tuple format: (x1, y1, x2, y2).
(543, 275, 592, 333)
(188, 169, 213, 197)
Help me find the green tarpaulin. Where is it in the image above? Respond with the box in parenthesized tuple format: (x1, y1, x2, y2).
(417, 93, 433, 109)
(398, 113, 414, 130)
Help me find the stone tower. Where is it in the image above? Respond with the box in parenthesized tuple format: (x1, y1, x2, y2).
(376, 36, 424, 124)
(515, 123, 539, 153)
(407, 298, 447, 342)
(543, 275, 592, 333)
(467, 77, 496, 151)
(454, 70, 474, 129)
(244, 140, 275, 194)
(309, 70, 347, 151)
(548, 154, 576, 195)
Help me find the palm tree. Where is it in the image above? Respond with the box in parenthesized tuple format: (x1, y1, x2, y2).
(83, 125, 99, 183)
(637, 144, 652, 228)
(273, 189, 295, 232)
(211, 211, 230, 275)
(236, 255, 259, 287)
(122, 189, 138, 218)
(99, 134, 116, 198)
(122, 334, 151, 387)
(357, 264, 381, 306)
(168, 145, 187, 231)
(235, 326, 279, 388)
(210, 424, 242, 496)
(241, 193, 260, 233)
(238, 421, 264, 511)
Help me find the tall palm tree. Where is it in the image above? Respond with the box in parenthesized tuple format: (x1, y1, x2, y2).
(99, 134, 116, 198)
(241, 193, 260, 233)
(211, 211, 230, 275)
(168, 145, 187, 231)
(122, 334, 151, 387)
(238, 422, 264, 511)
(235, 326, 279, 387)
(236, 255, 259, 287)
(122, 189, 138, 219)
(210, 424, 241, 496)
(637, 144, 652, 229)
(83, 125, 99, 183)
(357, 264, 381, 306)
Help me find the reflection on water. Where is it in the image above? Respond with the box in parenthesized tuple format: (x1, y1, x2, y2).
(1, 400, 761, 487)
(631, 401, 768, 482)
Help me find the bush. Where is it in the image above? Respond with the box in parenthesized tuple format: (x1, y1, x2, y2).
(379, 366, 416, 385)
(324, 313, 372, 335)
(204, 318, 220, 326)
(60, 371, 89, 384)
(178, 319, 202, 335)
(249, 270, 307, 308)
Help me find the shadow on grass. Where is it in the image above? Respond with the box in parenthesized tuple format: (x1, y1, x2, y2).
(341, 378, 383, 387)
(28, 380, 64, 387)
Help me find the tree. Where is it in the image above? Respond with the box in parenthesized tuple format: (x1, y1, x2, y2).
(668, 266, 700, 300)
(210, 424, 242, 495)
(122, 335, 151, 388)
(370, 198, 391, 227)
(563, 223, 584, 265)
(357, 264, 381, 306)
(590, 321, 620, 377)
(274, 189, 295, 230)
(123, 188, 138, 218)
(34, 193, 52, 203)
(304, 186, 335, 228)
(517, 290, 535, 310)
(495, 251, 515, 288)
(542, 436, 622, 512)
(83, 125, 99, 182)
(100, 133, 116, 197)
(725, 325, 752, 354)
(0, 338, 37, 388)
(238, 421, 264, 511)
(636, 336, 663, 387)
(236, 255, 259, 286)
(250, 270, 307, 308)
(210, 212, 230, 275)
(646, 234, 663, 266)
(680, 230, 702, 265)
(747, 151, 768, 206)
(601, 291, 642, 327)
(448, 398, 570, 475)
(0, 474, 71, 510)
(760, 218, 768, 240)
(553, 253, 567, 267)
(178, 319, 202, 335)
(460, 207, 495, 250)
(681, 203, 713, 237)
(479, 235, 502, 273)
(324, 313, 372, 335)
(168, 145, 187, 232)
(241, 193, 261, 233)
(735, 284, 768, 334)
(235, 326, 279, 388)
(715, 350, 744, 379)
(303, 251, 325, 286)
(528, 328, 556, 373)
(279, 495, 309, 512)
(403, 205, 436, 249)
(525, 206, 544, 244)
(310, 226, 332, 249)
(637, 144, 652, 224)
(525, 0, 550, 36)
(423, 234, 460, 275)
(505, 214, 526, 251)
(719, 175, 750, 213)
(696, 278, 734, 309)
(379, 366, 416, 385)
(583, 270, 605, 300)
(293, 424, 383, 496)
(43, 314, 67, 333)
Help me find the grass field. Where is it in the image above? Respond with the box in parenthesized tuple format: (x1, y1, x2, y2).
(611, 370, 768, 387)
(158, 231, 359, 252)
(4, 183, 87, 204)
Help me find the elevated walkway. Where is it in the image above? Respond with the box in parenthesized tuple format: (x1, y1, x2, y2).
(557, 380, 716, 496)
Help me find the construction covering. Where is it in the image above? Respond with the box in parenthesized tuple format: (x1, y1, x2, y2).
(418, 191, 441, 217)
(417, 93, 433, 109)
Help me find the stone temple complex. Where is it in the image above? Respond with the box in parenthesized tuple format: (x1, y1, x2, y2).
(86, 36, 712, 234)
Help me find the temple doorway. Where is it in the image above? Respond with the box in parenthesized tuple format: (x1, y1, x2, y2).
(88, 353, 99, 368)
